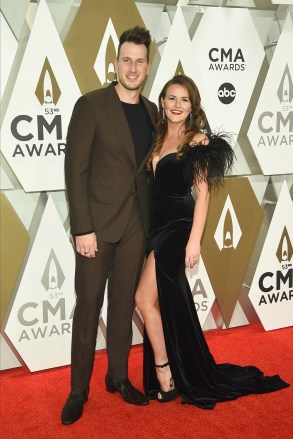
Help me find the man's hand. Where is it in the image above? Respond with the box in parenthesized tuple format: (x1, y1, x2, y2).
(75, 232, 98, 258)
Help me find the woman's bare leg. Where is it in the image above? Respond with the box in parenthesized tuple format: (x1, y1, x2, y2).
(135, 251, 173, 393)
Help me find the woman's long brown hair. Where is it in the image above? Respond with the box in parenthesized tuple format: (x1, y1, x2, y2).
(147, 75, 207, 170)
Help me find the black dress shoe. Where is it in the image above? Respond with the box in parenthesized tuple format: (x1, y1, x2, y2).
(61, 388, 89, 425)
(105, 375, 149, 406)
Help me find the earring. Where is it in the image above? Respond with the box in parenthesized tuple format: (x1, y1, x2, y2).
(189, 112, 193, 121)
(162, 108, 166, 124)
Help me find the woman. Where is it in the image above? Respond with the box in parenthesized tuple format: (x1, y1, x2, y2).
(135, 74, 289, 409)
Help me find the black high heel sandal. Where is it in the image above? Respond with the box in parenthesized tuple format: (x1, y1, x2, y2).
(155, 361, 178, 403)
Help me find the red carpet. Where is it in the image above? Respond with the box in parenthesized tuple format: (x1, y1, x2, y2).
(1, 324, 292, 439)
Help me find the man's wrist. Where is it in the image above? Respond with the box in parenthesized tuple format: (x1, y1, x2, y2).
(73, 230, 95, 236)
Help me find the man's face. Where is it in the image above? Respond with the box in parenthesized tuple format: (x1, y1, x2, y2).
(115, 42, 150, 91)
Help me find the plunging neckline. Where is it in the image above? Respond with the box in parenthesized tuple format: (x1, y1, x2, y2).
(152, 152, 177, 177)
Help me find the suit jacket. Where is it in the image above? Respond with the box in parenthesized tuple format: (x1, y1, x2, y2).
(65, 82, 157, 242)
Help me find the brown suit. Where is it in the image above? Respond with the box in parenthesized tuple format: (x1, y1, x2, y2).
(65, 82, 157, 390)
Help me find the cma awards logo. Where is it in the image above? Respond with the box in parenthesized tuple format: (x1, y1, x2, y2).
(41, 249, 65, 300)
(94, 18, 119, 87)
(35, 57, 61, 106)
(257, 65, 293, 148)
(276, 227, 293, 267)
(17, 249, 73, 342)
(11, 57, 66, 159)
(214, 195, 242, 251)
(208, 48, 245, 72)
(191, 280, 209, 313)
(258, 227, 293, 306)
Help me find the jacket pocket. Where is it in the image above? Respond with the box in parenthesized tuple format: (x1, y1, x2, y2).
(89, 186, 114, 204)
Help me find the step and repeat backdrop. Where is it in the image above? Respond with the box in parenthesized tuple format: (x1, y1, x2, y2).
(1, 0, 292, 372)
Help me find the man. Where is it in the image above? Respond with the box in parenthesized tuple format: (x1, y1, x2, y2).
(62, 26, 157, 425)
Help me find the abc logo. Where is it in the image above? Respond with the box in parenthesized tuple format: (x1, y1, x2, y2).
(218, 83, 236, 104)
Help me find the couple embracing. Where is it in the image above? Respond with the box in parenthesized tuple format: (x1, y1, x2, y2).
(62, 26, 288, 425)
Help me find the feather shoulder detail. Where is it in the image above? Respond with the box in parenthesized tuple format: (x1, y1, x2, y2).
(180, 132, 235, 190)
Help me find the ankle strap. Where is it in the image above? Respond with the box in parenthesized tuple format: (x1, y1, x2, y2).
(155, 361, 169, 368)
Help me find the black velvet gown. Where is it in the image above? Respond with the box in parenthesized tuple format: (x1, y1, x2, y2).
(143, 133, 289, 409)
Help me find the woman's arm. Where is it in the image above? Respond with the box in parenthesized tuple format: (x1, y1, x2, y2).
(185, 180, 210, 268)
(185, 132, 210, 268)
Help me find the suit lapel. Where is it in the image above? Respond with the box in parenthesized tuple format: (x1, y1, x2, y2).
(105, 83, 136, 167)
(105, 83, 157, 172)
(137, 95, 157, 173)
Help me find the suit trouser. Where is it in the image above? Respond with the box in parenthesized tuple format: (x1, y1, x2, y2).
(71, 197, 146, 390)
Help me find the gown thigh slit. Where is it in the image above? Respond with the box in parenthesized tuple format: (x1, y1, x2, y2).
(143, 135, 289, 409)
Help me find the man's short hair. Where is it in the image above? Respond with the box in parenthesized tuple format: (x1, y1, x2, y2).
(117, 26, 151, 62)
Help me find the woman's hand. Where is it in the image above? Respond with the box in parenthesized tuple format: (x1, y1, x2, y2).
(185, 239, 201, 268)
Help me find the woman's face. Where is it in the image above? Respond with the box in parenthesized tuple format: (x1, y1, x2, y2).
(161, 84, 192, 125)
